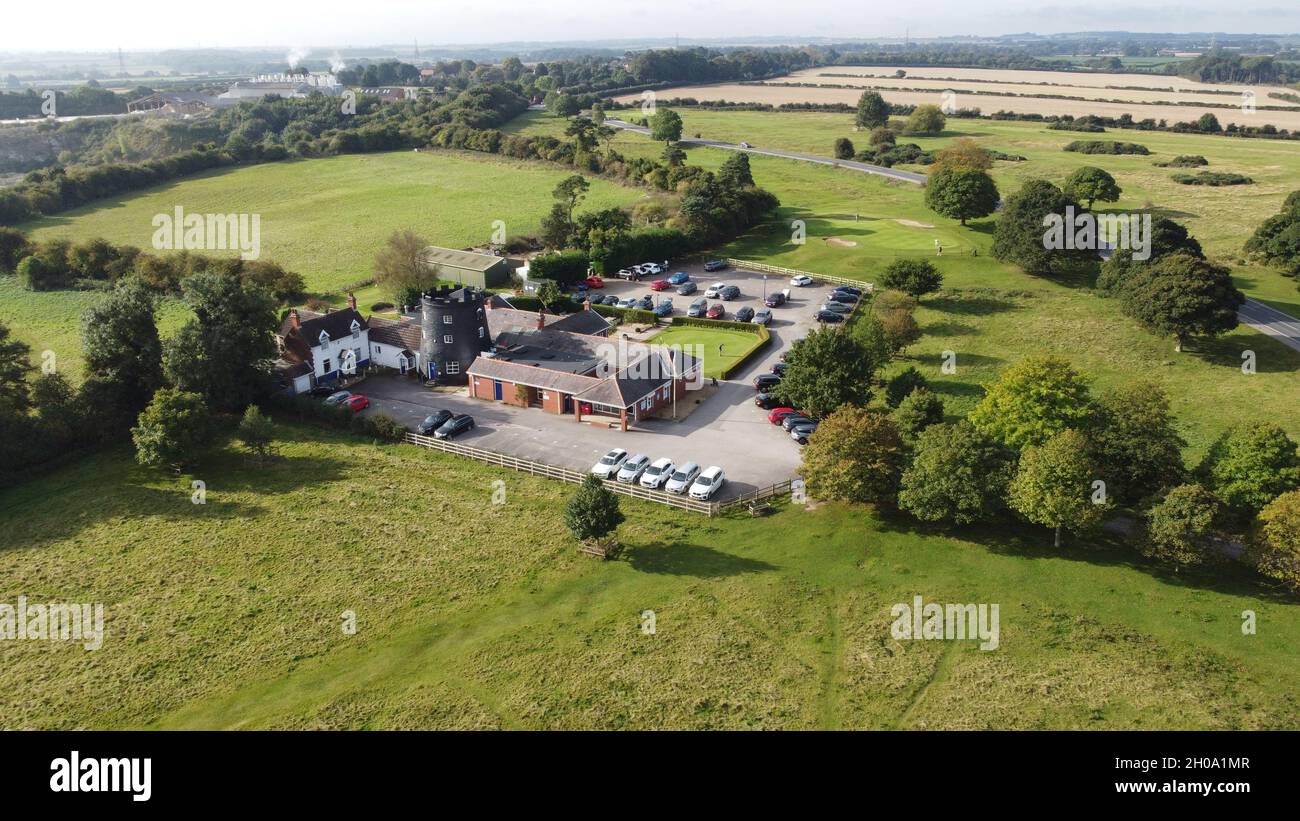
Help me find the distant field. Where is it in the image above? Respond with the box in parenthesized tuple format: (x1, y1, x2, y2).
(2, 425, 1298, 730)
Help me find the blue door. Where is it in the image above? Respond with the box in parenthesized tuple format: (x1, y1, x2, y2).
(493, 381, 503, 400)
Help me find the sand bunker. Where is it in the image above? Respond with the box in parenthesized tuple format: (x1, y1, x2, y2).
(824, 237, 858, 247)
(895, 219, 935, 228)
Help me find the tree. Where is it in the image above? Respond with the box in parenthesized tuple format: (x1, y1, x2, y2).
(1244, 190, 1300, 276)
(891, 388, 945, 439)
(800, 406, 906, 506)
(0, 320, 33, 419)
(898, 421, 1015, 524)
(1196, 112, 1222, 133)
(1143, 484, 1225, 568)
(81, 277, 163, 429)
(649, 108, 683, 143)
(885, 365, 928, 408)
(163, 274, 278, 411)
(1063, 166, 1121, 209)
(868, 126, 895, 147)
(1196, 423, 1300, 515)
(855, 91, 890, 130)
(373, 229, 432, 302)
(552, 174, 591, 233)
(535, 279, 564, 310)
(717, 152, 754, 189)
(1087, 381, 1185, 506)
(833, 137, 855, 160)
(902, 104, 946, 135)
(548, 93, 580, 117)
(237, 404, 278, 465)
(564, 474, 625, 550)
(880, 259, 943, 298)
(1098, 216, 1204, 295)
(870, 290, 921, 356)
(589, 102, 606, 125)
(1120, 252, 1244, 352)
(131, 388, 215, 471)
(0, 227, 31, 273)
(660, 143, 687, 167)
(1008, 429, 1104, 548)
(1250, 490, 1300, 591)
(925, 167, 999, 226)
(931, 137, 992, 172)
(776, 326, 881, 419)
(969, 355, 1093, 451)
(992, 179, 1092, 278)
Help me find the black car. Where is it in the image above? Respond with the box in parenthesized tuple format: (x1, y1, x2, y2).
(814, 310, 844, 324)
(753, 374, 782, 391)
(307, 385, 337, 398)
(782, 414, 814, 431)
(822, 301, 854, 314)
(734, 306, 755, 323)
(764, 291, 786, 307)
(829, 290, 859, 303)
(754, 392, 781, 409)
(638, 295, 655, 310)
(417, 409, 453, 434)
(719, 285, 741, 301)
(703, 259, 728, 272)
(433, 413, 475, 440)
(832, 285, 863, 297)
(771, 362, 788, 376)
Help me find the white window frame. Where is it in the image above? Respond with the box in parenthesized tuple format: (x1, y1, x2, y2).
(443, 334, 454, 344)
(445, 361, 460, 375)
(442, 315, 454, 324)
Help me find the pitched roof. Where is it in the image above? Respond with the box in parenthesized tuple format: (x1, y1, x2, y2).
(467, 356, 603, 395)
(279, 308, 368, 348)
(423, 245, 510, 272)
(548, 310, 612, 336)
(367, 315, 422, 350)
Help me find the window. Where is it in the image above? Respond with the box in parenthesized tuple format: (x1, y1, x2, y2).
(478, 327, 485, 339)
(443, 334, 454, 344)
(445, 361, 460, 375)
(442, 315, 453, 324)
(322, 358, 332, 374)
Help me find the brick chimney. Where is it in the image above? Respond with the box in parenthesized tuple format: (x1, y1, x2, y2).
(346, 293, 357, 311)
(289, 309, 301, 329)
(536, 310, 546, 330)
(583, 298, 592, 312)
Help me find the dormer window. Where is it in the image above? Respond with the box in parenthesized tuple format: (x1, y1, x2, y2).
(318, 330, 331, 347)
(350, 319, 361, 338)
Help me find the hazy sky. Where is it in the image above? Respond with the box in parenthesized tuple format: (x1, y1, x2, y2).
(3, 0, 1298, 51)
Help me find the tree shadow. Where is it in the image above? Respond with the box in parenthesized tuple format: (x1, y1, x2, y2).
(925, 293, 1020, 316)
(1189, 333, 1300, 374)
(623, 542, 777, 578)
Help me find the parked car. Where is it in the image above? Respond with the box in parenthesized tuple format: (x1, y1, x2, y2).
(616, 453, 651, 483)
(584, 276, 605, 288)
(653, 299, 674, 318)
(650, 279, 672, 291)
(687, 297, 709, 317)
(820, 301, 853, 314)
(306, 385, 336, 398)
(739, 141, 752, 148)
(754, 392, 780, 409)
(590, 448, 629, 479)
(703, 259, 728, 272)
(734, 306, 755, 323)
(829, 289, 859, 303)
(667, 271, 691, 285)
(832, 285, 863, 296)
(706, 303, 725, 319)
(689, 466, 727, 500)
(704, 282, 729, 297)
(433, 413, 475, 440)
(323, 390, 352, 406)
(752, 309, 772, 326)
(641, 262, 663, 275)
(771, 362, 788, 376)
(719, 285, 741, 301)
(601, 294, 621, 306)
(617, 268, 637, 280)
(790, 422, 818, 445)
(790, 274, 814, 287)
(754, 373, 782, 391)
(767, 407, 797, 425)
(764, 290, 788, 307)
(676, 281, 698, 296)
(635, 295, 653, 310)
(664, 462, 702, 494)
(416, 409, 453, 434)
(639, 457, 676, 489)
(782, 414, 814, 431)
(617, 297, 639, 309)
(814, 310, 844, 323)
(343, 394, 370, 413)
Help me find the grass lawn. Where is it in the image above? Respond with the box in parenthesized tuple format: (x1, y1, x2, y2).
(646, 324, 766, 379)
(2, 423, 1298, 730)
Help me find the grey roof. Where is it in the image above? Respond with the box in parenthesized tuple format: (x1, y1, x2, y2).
(548, 310, 612, 336)
(280, 308, 368, 347)
(367, 315, 422, 349)
(467, 356, 603, 395)
(423, 245, 511, 272)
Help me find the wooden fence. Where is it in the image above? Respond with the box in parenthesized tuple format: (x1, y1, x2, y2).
(725, 259, 875, 292)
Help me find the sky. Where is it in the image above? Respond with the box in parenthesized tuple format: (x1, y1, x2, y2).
(2, 0, 1298, 52)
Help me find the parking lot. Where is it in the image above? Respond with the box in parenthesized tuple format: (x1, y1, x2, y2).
(356, 263, 858, 502)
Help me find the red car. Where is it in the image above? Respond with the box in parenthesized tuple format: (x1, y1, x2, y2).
(649, 279, 672, 291)
(706, 303, 725, 319)
(767, 407, 797, 425)
(584, 276, 605, 288)
(343, 394, 370, 413)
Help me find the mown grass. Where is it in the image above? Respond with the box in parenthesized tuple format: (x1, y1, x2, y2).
(646, 324, 765, 379)
(1, 423, 1297, 730)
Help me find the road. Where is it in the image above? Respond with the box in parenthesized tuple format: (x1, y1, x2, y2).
(1240, 298, 1300, 353)
(604, 118, 927, 185)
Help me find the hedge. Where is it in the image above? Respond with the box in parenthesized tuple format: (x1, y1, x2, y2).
(1063, 140, 1150, 155)
(592, 304, 656, 324)
(268, 393, 406, 442)
(668, 316, 771, 380)
(1171, 171, 1254, 186)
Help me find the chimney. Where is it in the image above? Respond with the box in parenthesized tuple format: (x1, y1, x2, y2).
(346, 292, 357, 311)
(289, 309, 301, 329)
(536, 310, 546, 330)
(583, 298, 592, 312)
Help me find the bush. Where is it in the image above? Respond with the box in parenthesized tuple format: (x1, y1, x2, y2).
(1171, 171, 1253, 186)
(1063, 140, 1150, 155)
(885, 366, 928, 408)
(1142, 484, 1225, 568)
(1154, 155, 1208, 168)
(880, 259, 943, 298)
(892, 388, 945, 438)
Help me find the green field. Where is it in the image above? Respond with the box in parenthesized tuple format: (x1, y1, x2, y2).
(647, 323, 766, 379)
(1, 424, 1297, 730)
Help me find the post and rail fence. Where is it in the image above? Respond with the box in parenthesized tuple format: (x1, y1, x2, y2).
(724, 259, 875, 292)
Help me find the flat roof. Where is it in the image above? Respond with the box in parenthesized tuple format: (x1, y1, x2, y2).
(422, 246, 509, 272)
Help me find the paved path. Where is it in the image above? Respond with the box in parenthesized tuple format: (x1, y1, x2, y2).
(604, 118, 927, 185)
(1240, 298, 1300, 353)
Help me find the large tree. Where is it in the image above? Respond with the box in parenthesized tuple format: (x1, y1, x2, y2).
(373, 229, 432, 302)
(1244, 190, 1300, 277)
(1250, 489, 1300, 591)
(717, 152, 755, 189)
(81, 276, 163, 429)
(801, 406, 906, 507)
(924, 167, 999, 226)
(1008, 429, 1104, 548)
(855, 91, 890, 130)
(992, 178, 1092, 278)
(1087, 380, 1186, 505)
(880, 259, 943, 298)
(1120, 252, 1244, 352)
(565, 474, 625, 548)
(0, 320, 32, 419)
(931, 137, 992, 172)
(131, 388, 216, 471)
(969, 355, 1094, 451)
(776, 325, 881, 419)
(1143, 484, 1225, 569)
(1097, 216, 1204, 295)
(898, 421, 1015, 524)
(902, 104, 946, 135)
(1063, 166, 1121, 209)
(163, 274, 278, 411)
(1196, 423, 1300, 515)
(649, 108, 683, 143)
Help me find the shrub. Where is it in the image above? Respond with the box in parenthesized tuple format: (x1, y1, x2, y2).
(1154, 155, 1208, 168)
(1249, 490, 1300, 591)
(1063, 140, 1150, 155)
(880, 259, 943, 298)
(1142, 484, 1225, 568)
(1171, 171, 1253, 186)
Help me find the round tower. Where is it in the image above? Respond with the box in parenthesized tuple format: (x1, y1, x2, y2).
(419, 285, 490, 383)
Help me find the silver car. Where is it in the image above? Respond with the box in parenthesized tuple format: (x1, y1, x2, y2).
(664, 462, 701, 494)
(687, 298, 709, 318)
(616, 453, 651, 483)
(752, 309, 772, 325)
